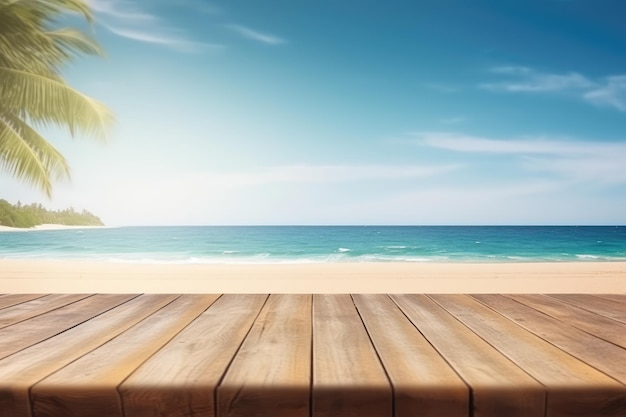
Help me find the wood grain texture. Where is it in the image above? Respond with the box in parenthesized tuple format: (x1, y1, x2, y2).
(313, 294, 391, 417)
(0, 294, 46, 310)
(352, 294, 468, 417)
(507, 294, 626, 349)
(217, 294, 312, 417)
(0, 294, 624, 417)
(120, 294, 268, 417)
(592, 294, 626, 303)
(0, 294, 136, 360)
(0, 294, 177, 417)
(434, 294, 626, 417)
(391, 294, 545, 417)
(0, 294, 91, 329)
(473, 294, 626, 383)
(550, 294, 626, 323)
(30, 295, 219, 417)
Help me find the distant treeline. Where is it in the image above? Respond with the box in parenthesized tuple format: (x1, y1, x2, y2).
(0, 200, 104, 228)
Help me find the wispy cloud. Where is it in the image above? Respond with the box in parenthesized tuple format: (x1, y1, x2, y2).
(481, 66, 626, 111)
(86, 164, 459, 224)
(226, 24, 286, 45)
(88, 0, 156, 21)
(200, 164, 459, 191)
(414, 131, 606, 155)
(88, 0, 218, 53)
(481, 67, 594, 92)
(414, 131, 626, 184)
(584, 75, 626, 111)
(103, 25, 222, 52)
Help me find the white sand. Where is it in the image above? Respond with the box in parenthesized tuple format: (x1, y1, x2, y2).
(0, 224, 107, 232)
(0, 260, 624, 293)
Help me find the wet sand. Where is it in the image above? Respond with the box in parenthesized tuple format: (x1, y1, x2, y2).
(0, 260, 624, 293)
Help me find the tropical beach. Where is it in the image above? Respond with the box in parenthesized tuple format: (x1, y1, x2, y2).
(0, 224, 105, 232)
(1, 225, 625, 293)
(1, 1, 626, 415)
(1, 259, 625, 294)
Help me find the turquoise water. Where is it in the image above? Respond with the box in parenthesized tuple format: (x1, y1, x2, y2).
(1, 226, 625, 263)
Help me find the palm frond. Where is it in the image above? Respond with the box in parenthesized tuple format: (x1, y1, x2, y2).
(0, 115, 72, 197)
(0, 67, 113, 140)
(0, 0, 110, 197)
(3, 113, 71, 181)
(40, 0, 94, 22)
(0, 14, 101, 72)
(46, 28, 104, 58)
(0, 12, 58, 72)
(1, 0, 94, 23)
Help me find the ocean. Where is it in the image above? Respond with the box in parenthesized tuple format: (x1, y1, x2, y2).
(1, 226, 625, 263)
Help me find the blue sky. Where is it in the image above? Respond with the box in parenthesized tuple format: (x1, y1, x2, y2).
(3, 0, 626, 225)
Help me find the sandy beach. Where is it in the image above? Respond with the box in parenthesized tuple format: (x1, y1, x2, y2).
(0, 224, 108, 232)
(0, 259, 624, 293)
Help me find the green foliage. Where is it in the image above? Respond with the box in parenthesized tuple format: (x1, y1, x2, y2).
(0, 199, 104, 228)
(0, 0, 113, 197)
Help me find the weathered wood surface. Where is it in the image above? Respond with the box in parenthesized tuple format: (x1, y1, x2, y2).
(392, 294, 545, 417)
(0, 293, 625, 417)
(0, 294, 91, 329)
(313, 294, 391, 417)
(0, 294, 45, 310)
(217, 294, 312, 417)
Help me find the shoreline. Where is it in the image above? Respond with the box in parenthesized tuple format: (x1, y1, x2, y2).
(0, 224, 107, 232)
(0, 259, 624, 293)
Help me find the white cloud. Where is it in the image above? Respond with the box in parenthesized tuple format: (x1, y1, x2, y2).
(584, 75, 626, 111)
(336, 179, 623, 225)
(103, 26, 178, 44)
(414, 131, 615, 155)
(88, 0, 156, 21)
(65, 164, 458, 225)
(196, 163, 459, 190)
(524, 156, 626, 184)
(414, 131, 626, 184)
(89, 0, 216, 53)
(103, 25, 222, 52)
(481, 68, 594, 92)
(482, 66, 626, 112)
(226, 24, 286, 45)
(90, 1, 286, 52)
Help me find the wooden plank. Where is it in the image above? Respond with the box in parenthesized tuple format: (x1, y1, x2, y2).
(0, 294, 136, 360)
(473, 294, 626, 384)
(0, 294, 46, 310)
(352, 294, 468, 417)
(312, 294, 391, 417)
(0, 294, 178, 417)
(507, 294, 626, 349)
(593, 294, 626, 303)
(120, 294, 268, 417)
(433, 294, 626, 417)
(391, 294, 544, 417)
(217, 294, 311, 417)
(31, 294, 220, 417)
(0, 293, 91, 329)
(550, 294, 626, 323)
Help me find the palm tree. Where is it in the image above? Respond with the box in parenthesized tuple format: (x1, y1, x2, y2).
(0, 0, 113, 197)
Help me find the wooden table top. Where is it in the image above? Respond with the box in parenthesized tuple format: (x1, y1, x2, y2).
(0, 293, 625, 417)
